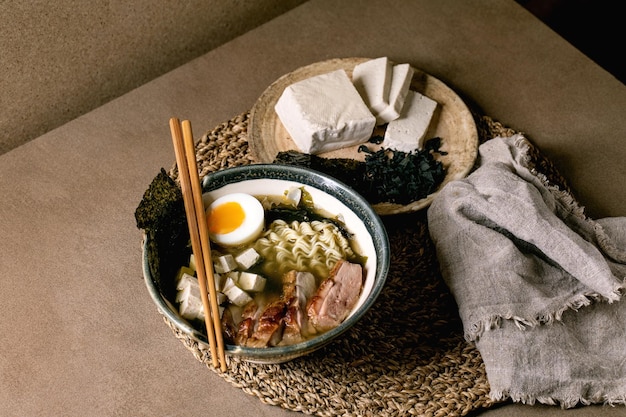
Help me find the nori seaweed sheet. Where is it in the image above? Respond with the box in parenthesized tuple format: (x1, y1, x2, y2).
(135, 169, 190, 302)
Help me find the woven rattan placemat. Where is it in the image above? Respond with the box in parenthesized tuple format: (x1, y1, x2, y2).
(161, 111, 556, 417)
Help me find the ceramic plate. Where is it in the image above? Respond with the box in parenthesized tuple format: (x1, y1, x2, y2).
(248, 57, 479, 215)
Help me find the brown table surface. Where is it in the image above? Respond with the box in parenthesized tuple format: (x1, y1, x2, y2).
(1, 0, 624, 416)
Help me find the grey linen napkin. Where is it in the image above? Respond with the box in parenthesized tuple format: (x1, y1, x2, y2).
(428, 134, 626, 407)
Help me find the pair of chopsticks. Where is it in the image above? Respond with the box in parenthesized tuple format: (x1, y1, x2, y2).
(169, 118, 227, 371)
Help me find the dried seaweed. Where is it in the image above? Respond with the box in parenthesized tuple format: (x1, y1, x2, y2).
(273, 138, 447, 205)
(135, 169, 190, 300)
(359, 137, 446, 204)
(272, 150, 366, 188)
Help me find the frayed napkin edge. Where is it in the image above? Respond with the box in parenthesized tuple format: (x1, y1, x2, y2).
(462, 289, 624, 342)
(490, 387, 626, 409)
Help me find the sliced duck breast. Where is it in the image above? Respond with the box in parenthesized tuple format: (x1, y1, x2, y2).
(307, 259, 364, 332)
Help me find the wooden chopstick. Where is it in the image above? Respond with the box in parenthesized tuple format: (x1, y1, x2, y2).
(170, 118, 226, 371)
(181, 120, 227, 371)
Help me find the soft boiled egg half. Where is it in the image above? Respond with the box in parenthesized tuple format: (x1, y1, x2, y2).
(205, 193, 265, 247)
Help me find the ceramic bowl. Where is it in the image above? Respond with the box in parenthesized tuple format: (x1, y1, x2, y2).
(143, 164, 390, 363)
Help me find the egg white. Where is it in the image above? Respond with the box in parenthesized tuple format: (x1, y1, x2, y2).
(206, 193, 265, 247)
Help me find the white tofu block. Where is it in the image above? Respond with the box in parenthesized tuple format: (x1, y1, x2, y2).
(214, 273, 225, 293)
(225, 271, 240, 284)
(376, 63, 415, 124)
(176, 272, 200, 292)
(178, 276, 228, 321)
(175, 283, 190, 303)
(222, 275, 238, 293)
(223, 284, 253, 307)
(235, 247, 261, 270)
(175, 266, 195, 283)
(238, 272, 267, 292)
(179, 296, 204, 321)
(352, 57, 393, 115)
(213, 254, 237, 274)
(383, 90, 438, 153)
(274, 69, 376, 154)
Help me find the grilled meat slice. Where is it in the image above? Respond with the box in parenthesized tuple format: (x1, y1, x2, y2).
(235, 317, 254, 346)
(234, 300, 259, 346)
(221, 306, 238, 344)
(281, 270, 316, 345)
(245, 299, 287, 348)
(307, 260, 363, 332)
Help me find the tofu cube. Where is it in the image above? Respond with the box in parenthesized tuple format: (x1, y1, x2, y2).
(237, 272, 267, 292)
(235, 247, 261, 270)
(376, 63, 414, 124)
(176, 272, 200, 292)
(383, 90, 438, 152)
(222, 275, 238, 293)
(223, 284, 253, 307)
(214, 254, 237, 274)
(275, 69, 376, 154)
(225, 271, 240, 285)
(179, 295, 204, 321)
(352, 57, 393, 116)
(175, 266, 195, 283)
(175, 283, 191, 303)
(214, 273, 225, 293)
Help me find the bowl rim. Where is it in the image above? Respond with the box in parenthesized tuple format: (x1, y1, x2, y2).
(143, 163, 390, 361)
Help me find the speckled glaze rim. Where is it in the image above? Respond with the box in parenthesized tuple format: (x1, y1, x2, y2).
(143, 163, 390, 363)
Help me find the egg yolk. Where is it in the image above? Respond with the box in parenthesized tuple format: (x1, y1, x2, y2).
(207, 201, 245, 234)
